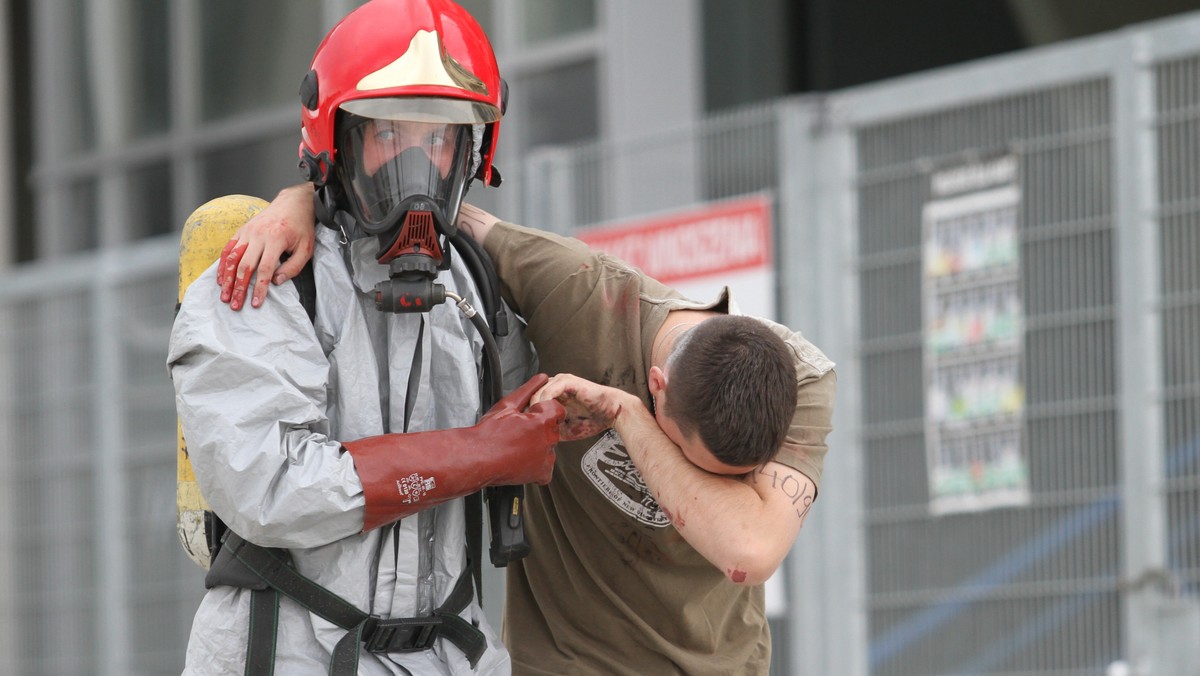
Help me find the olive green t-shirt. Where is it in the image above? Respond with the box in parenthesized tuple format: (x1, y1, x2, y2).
(485, 222, 836, 675)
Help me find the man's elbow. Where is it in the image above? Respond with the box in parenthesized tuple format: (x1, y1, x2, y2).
(723, 547, 785, 586)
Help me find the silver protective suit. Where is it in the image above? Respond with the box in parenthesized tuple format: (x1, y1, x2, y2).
(168, 225, 533, 675)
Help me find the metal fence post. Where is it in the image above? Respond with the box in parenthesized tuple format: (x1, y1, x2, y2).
(778, 94, 869, 676)
(1113, 31, 1170, 674)
(94, 252, 132, 675)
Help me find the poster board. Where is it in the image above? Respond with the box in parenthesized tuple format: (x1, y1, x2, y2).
(922, 157, 1029, 515)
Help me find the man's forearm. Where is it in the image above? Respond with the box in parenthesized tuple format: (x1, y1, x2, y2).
(613, 404, 800, 586)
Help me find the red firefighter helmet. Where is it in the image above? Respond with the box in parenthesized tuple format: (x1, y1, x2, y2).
(298, 0, 505, 189)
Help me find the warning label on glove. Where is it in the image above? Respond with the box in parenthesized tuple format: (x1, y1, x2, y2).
(396, 473, 436, 504)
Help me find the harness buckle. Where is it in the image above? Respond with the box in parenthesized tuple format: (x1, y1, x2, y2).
(361, 615, 443, 653)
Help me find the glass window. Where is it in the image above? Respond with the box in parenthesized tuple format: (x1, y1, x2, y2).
(130, 0, 170, 137)
(202, 132, 306, 204)
(520, 0, 595, 45)
(702, 0, 791, 112)
(456, 0, 495, 37)
(46, 0, 169, 151)
(127, 162, 173, 240)
(49, 0, 97, 156)
(200, 0, 324, 121)
(57, 180, 100, 254)
(518, 60, 599, 150)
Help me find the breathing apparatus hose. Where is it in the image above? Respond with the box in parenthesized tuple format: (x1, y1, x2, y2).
(449, 232, 508, 341)
(448, 234, 530, 567)
(443, 290, 502, 406)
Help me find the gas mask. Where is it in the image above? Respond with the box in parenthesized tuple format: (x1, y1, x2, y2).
(334, 111, 475, 312)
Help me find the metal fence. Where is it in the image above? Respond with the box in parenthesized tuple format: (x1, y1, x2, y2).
(854, 77, 1124, 676)
(0, 240, 203, 675)
(839, 21, 1200, 674)
(4, 13, 1200, 676)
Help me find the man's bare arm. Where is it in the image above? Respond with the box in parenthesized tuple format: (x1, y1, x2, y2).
(533, 374, 813, 586)
(615, 398, 813, 586)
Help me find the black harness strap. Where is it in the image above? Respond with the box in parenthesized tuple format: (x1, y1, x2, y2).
(245, 589, 279, 676)
(291, 257, 318, 324)
(218, 533, 486, 673)
(329, 570, 484, 670)
(465, 491, 483, 606)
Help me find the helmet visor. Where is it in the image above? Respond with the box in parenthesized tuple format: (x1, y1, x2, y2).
(336, 111, 474, 232)
(341, 96, 500, 125)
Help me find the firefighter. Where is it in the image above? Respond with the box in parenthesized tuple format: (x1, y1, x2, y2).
(168, 0, 562, 673)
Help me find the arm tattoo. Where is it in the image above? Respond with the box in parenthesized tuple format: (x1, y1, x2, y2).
(751, 464, 816, 523)
(459, 213, 486, 240)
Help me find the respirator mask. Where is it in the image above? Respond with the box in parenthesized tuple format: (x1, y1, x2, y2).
(336, 109, 474, 266)
(332, 100, 484, 312)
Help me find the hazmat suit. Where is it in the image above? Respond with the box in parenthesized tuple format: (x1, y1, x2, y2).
(170, 222, 538, 674)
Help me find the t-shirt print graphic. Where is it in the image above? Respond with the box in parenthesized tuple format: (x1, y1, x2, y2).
(581, 430, 670, 527)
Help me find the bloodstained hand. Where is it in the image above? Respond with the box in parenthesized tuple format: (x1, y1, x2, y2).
(532, 373, 629, 441)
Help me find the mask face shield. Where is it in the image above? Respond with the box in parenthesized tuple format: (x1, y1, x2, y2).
(334, 97, 500, 240)
(337, 115, 472, 236)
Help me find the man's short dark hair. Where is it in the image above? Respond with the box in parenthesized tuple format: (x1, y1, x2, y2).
(664, 316, 797, 467)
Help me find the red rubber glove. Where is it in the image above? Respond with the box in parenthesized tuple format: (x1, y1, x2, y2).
(343, 374, 564, 531)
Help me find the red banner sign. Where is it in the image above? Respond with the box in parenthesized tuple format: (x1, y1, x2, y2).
(577, 196, 772, 285)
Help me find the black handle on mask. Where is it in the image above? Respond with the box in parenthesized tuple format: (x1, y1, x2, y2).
(373, 250, 450, 314)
